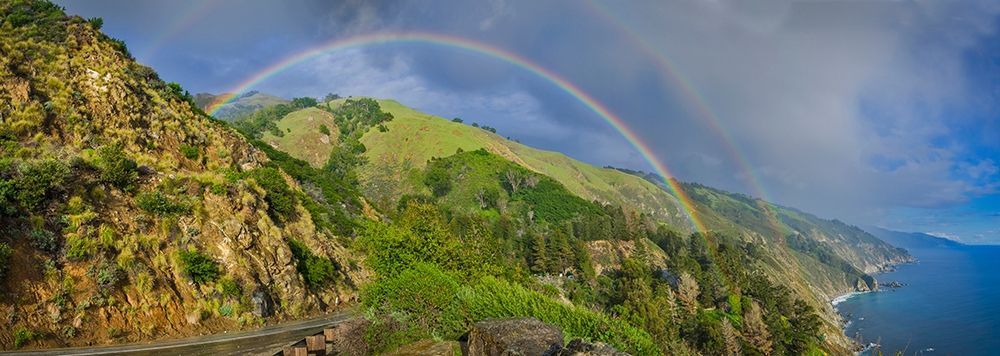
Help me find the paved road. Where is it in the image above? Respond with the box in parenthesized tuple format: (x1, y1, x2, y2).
(1, 312, 353, 356)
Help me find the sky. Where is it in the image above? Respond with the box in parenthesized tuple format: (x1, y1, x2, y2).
(56, 0, 1000, 243)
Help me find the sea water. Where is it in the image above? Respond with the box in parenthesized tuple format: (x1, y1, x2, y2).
(835, 244, 1000, 355)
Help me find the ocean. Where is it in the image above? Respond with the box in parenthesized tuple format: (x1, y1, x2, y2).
(834, 244, 1000, 355)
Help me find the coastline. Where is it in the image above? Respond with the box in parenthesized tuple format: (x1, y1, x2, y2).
(831, 291, 869, 308)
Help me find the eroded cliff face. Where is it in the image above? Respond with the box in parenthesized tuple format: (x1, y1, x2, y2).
(0, 1, 363, 349)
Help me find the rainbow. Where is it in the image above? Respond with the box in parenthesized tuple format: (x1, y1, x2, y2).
(139, 0, 221, 60)
(206, 32, 709, 233)
(583, 0, 774, 205)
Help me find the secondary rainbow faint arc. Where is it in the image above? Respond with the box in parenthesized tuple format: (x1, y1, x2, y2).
(206, 32, 708, 233)
(582, 0, 773, 205)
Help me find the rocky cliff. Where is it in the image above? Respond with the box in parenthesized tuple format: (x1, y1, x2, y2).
(0, 1, 360, 349)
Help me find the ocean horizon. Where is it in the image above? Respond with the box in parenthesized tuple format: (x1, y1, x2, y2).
(835, 243, 1000, 355)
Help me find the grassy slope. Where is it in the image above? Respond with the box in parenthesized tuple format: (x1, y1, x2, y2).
(357, 99, 692, 231)
(261, 107, 338, 167)
(260, 98, 908, 353)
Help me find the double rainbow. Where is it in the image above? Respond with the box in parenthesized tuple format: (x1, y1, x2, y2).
(205, 32, 709, 233)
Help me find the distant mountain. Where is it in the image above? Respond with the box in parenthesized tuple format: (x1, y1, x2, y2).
(866, 226, 964, 250)
(194, 91, 289, 121)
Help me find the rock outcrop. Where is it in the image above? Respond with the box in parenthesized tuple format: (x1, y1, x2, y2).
(467, 318, 563, 356)
(467, 317, 628, 356)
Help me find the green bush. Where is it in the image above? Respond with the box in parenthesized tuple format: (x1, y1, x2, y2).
(0, 242, 13, 281)
(423, 163, 451, 197)
(89, 260, 123, 292)
(65, 234, 96, 261)
(288, 239, 337, 289)
(96, 143, 138, 190)
(360, 263, 658, 355)
(12, 327, 33, 349)
(29, 228, 58, 253)
(16, 159, 69, 210)
(250, 167, 297, 221)
(179, 144, 199, 160)
(136, 191, 189, 215)
(178, 249, 220, 285)
(0, 178, 16, 215)
(318, 124, 331, 136)
(362, 263, 465, 347)
(219, 278, 241, 299)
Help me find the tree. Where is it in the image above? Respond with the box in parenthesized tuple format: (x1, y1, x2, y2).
(529, 232, 548, 273)
(743, 301, 773, 355)
(323, 93, 341, 102)
(424, 164, 452, 197)
(451, 117, 463, 123)
(291, 96, 318, 108)
(502, 169, 525, 194)
(678, 272, 700, 315)
(720, 318, 741, 356)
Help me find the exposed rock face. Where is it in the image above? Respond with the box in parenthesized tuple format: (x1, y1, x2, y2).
(467, 318, 563, 356)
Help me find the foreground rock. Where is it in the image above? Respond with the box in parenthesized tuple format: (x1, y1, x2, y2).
(467, 317, 628, 356)
(468, 318, 563, 355)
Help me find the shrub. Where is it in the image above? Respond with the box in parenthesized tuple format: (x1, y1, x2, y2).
(87, 17, 103, 30)
(16, 159, 69, 210)
(96, 143, 138, 190)
(136, 191, 189, 215)
(12, 327, 33, 349)
(250, 168, 297, 221)
(178, 249, 220, 285)
(219, 278, 241, 299)
(0, 242, 13, 281)
(219, 304, 234, 317)
(179, 144, 199, 160)
(0, 178, 16, 215)
(288, 239, 337, 289)
(65, 234, 96, 261)
(360, 263, 659, 355)
(423, 164, 451, 197)
(29, 228, 58, 253)
(88, 260, 123, 293)
(318, 124, 331, 136)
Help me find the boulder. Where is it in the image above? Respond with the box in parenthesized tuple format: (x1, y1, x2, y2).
(467, 317, 563, 356)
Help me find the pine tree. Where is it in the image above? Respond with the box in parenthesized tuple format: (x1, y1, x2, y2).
(678, 272, 700, 315)
(721, 318, 742, 356)
(744, 300, 773, 355)
(529, 233, 548, 273)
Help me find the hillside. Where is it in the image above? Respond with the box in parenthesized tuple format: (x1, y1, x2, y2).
(224, 95, 916, 353)
(248, 98, 694, 231)
(0, 2, 361, 349)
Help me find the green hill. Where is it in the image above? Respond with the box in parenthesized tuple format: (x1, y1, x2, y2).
(336, 98, 691, 231)
(229, 96, 912, 354)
